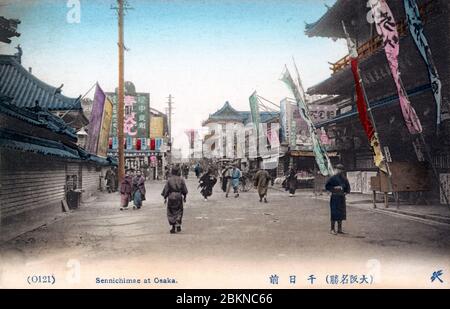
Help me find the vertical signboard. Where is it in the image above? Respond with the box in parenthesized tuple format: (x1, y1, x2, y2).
(108, 91, 150, 150)
(97, 97, 113, 157)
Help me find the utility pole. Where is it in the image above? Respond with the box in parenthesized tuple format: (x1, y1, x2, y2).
(117, 0, 125, 183)
(167, 94, 174, 164)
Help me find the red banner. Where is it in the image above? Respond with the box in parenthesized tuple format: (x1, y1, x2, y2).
(351, 58, 374, 140)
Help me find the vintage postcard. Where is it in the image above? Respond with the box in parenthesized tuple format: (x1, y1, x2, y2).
(0, 0, 449, 292)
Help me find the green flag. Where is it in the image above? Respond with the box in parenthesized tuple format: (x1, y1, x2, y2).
(280, 66, 334, 176)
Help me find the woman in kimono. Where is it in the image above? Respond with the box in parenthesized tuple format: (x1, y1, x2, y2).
(120, 169, 134, 211)
(161, 166, 188, 234)
(198, 168, 217, 201)
(325, 164, 351, 235)
(132, 170, 146, 209)
(254, 168, 271, 203)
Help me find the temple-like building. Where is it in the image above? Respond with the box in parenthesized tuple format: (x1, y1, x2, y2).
(0, 16, 20, 43)
(202, 101, 279, 169)
(305, 0, 450, 202)
(0, 54, 88, 129)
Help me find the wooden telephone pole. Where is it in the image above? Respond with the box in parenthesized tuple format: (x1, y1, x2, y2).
(117, 0, 125, 183)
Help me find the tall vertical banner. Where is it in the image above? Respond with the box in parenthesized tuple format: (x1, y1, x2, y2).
(281, 66, 334, 176)
(343, 23, 388, 173)
(369, 0, 422, 135)
(86, 84, 106, 154)
(290, 119, 297, 147)
(185, 129, 196, 149)
(97, 97, 113, 157)
(279, 101, 287, 143)
(150, 116, 165, 138)
(404, 0, 444, 125)
(86, 83, 113, 156)
(249, 91, 261, 136)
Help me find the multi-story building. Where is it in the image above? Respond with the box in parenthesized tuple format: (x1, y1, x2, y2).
(106, 81, 168, 178)
(202, 101, 279, 170)
(305, 0, 450, 201)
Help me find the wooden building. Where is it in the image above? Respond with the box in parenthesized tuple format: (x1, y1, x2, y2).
(202, 101, 279, 170)
(305, 0, 450, 202)
(0, 54, 88, 129)
(0, 98, 115, 243)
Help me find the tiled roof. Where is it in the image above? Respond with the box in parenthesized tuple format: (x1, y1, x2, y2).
(204, 101, 279, 125)
(0, 55, 81, 110)
(0, 98, 78, 140)
(0, 128, 116, 166)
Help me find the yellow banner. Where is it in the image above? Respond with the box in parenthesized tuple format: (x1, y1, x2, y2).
(97, 97, 113, 157)
(150, 116, 164, 138)
(370, 135, 388, 174)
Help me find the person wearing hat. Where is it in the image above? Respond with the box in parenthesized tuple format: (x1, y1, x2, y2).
(161, 165, 188, 234)
(325, 164, 351, 235)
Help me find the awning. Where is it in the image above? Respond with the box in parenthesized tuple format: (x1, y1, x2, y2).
(0, 138, 80, 159)
(290, 150, 338, 157)
(262, 156, 279, 170)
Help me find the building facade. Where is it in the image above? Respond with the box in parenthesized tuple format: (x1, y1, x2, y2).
(106, 81, 168, 179)
(305, 0, 450, 201)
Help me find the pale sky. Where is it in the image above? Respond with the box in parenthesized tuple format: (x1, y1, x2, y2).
(0, 0, 348, 157)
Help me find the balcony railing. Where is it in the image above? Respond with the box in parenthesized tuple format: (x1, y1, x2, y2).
(330, 0, 434, 75)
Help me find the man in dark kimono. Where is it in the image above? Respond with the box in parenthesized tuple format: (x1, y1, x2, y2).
(198, 167, 217, 201)
(161, 166, 188, 234)
(132, 170, 146, 209)
(105, 168, 116, 193)
(183, 164, 190, 179)
(285, 168, 298, 197)
(254, 168, 271, 203)
(325, 164, 351, 235)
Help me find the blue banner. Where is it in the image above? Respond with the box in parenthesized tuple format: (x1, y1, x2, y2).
(404, 0, 444, 125)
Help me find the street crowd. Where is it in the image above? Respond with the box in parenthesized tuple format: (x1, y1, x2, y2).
(111, 161, 350, 235)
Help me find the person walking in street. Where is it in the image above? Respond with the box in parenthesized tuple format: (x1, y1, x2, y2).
(325, 164, 351, 235)
(161, 165, 188, 234)
(254, 168, 271, 203)
(132, 170, 146, 209)
(164, 165, 170, 180)
(120, 169, 134, 211)
(221, 165, 231, 193)
(105, 167, 116, 193)
(198, 167, 217, 201)
(194, 163, 202, 179)
(285, 168, 298, 197)
(182, 164, 189, 179)
(227, 165, 241, 198)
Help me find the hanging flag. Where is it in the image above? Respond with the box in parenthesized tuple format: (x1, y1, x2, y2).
(150, 138, 156, 151)
(280, 66, 334, 176)
(126, 136, 132, 150)
(86, 83, 113, 156)
(343, 22, 388, 173)
(156, 138, 163, 152)
(249, 91, 261, 136)
(369, 0, 422, 135)
(136, 138, 142, 151)
(279, 101, 287, 143)
(141, 138, 148, 150)
(404, 0, 444, 125)
(112, 137, 118, 150)
(290, 119, 297, 147)
(185, 130, 195, 149)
